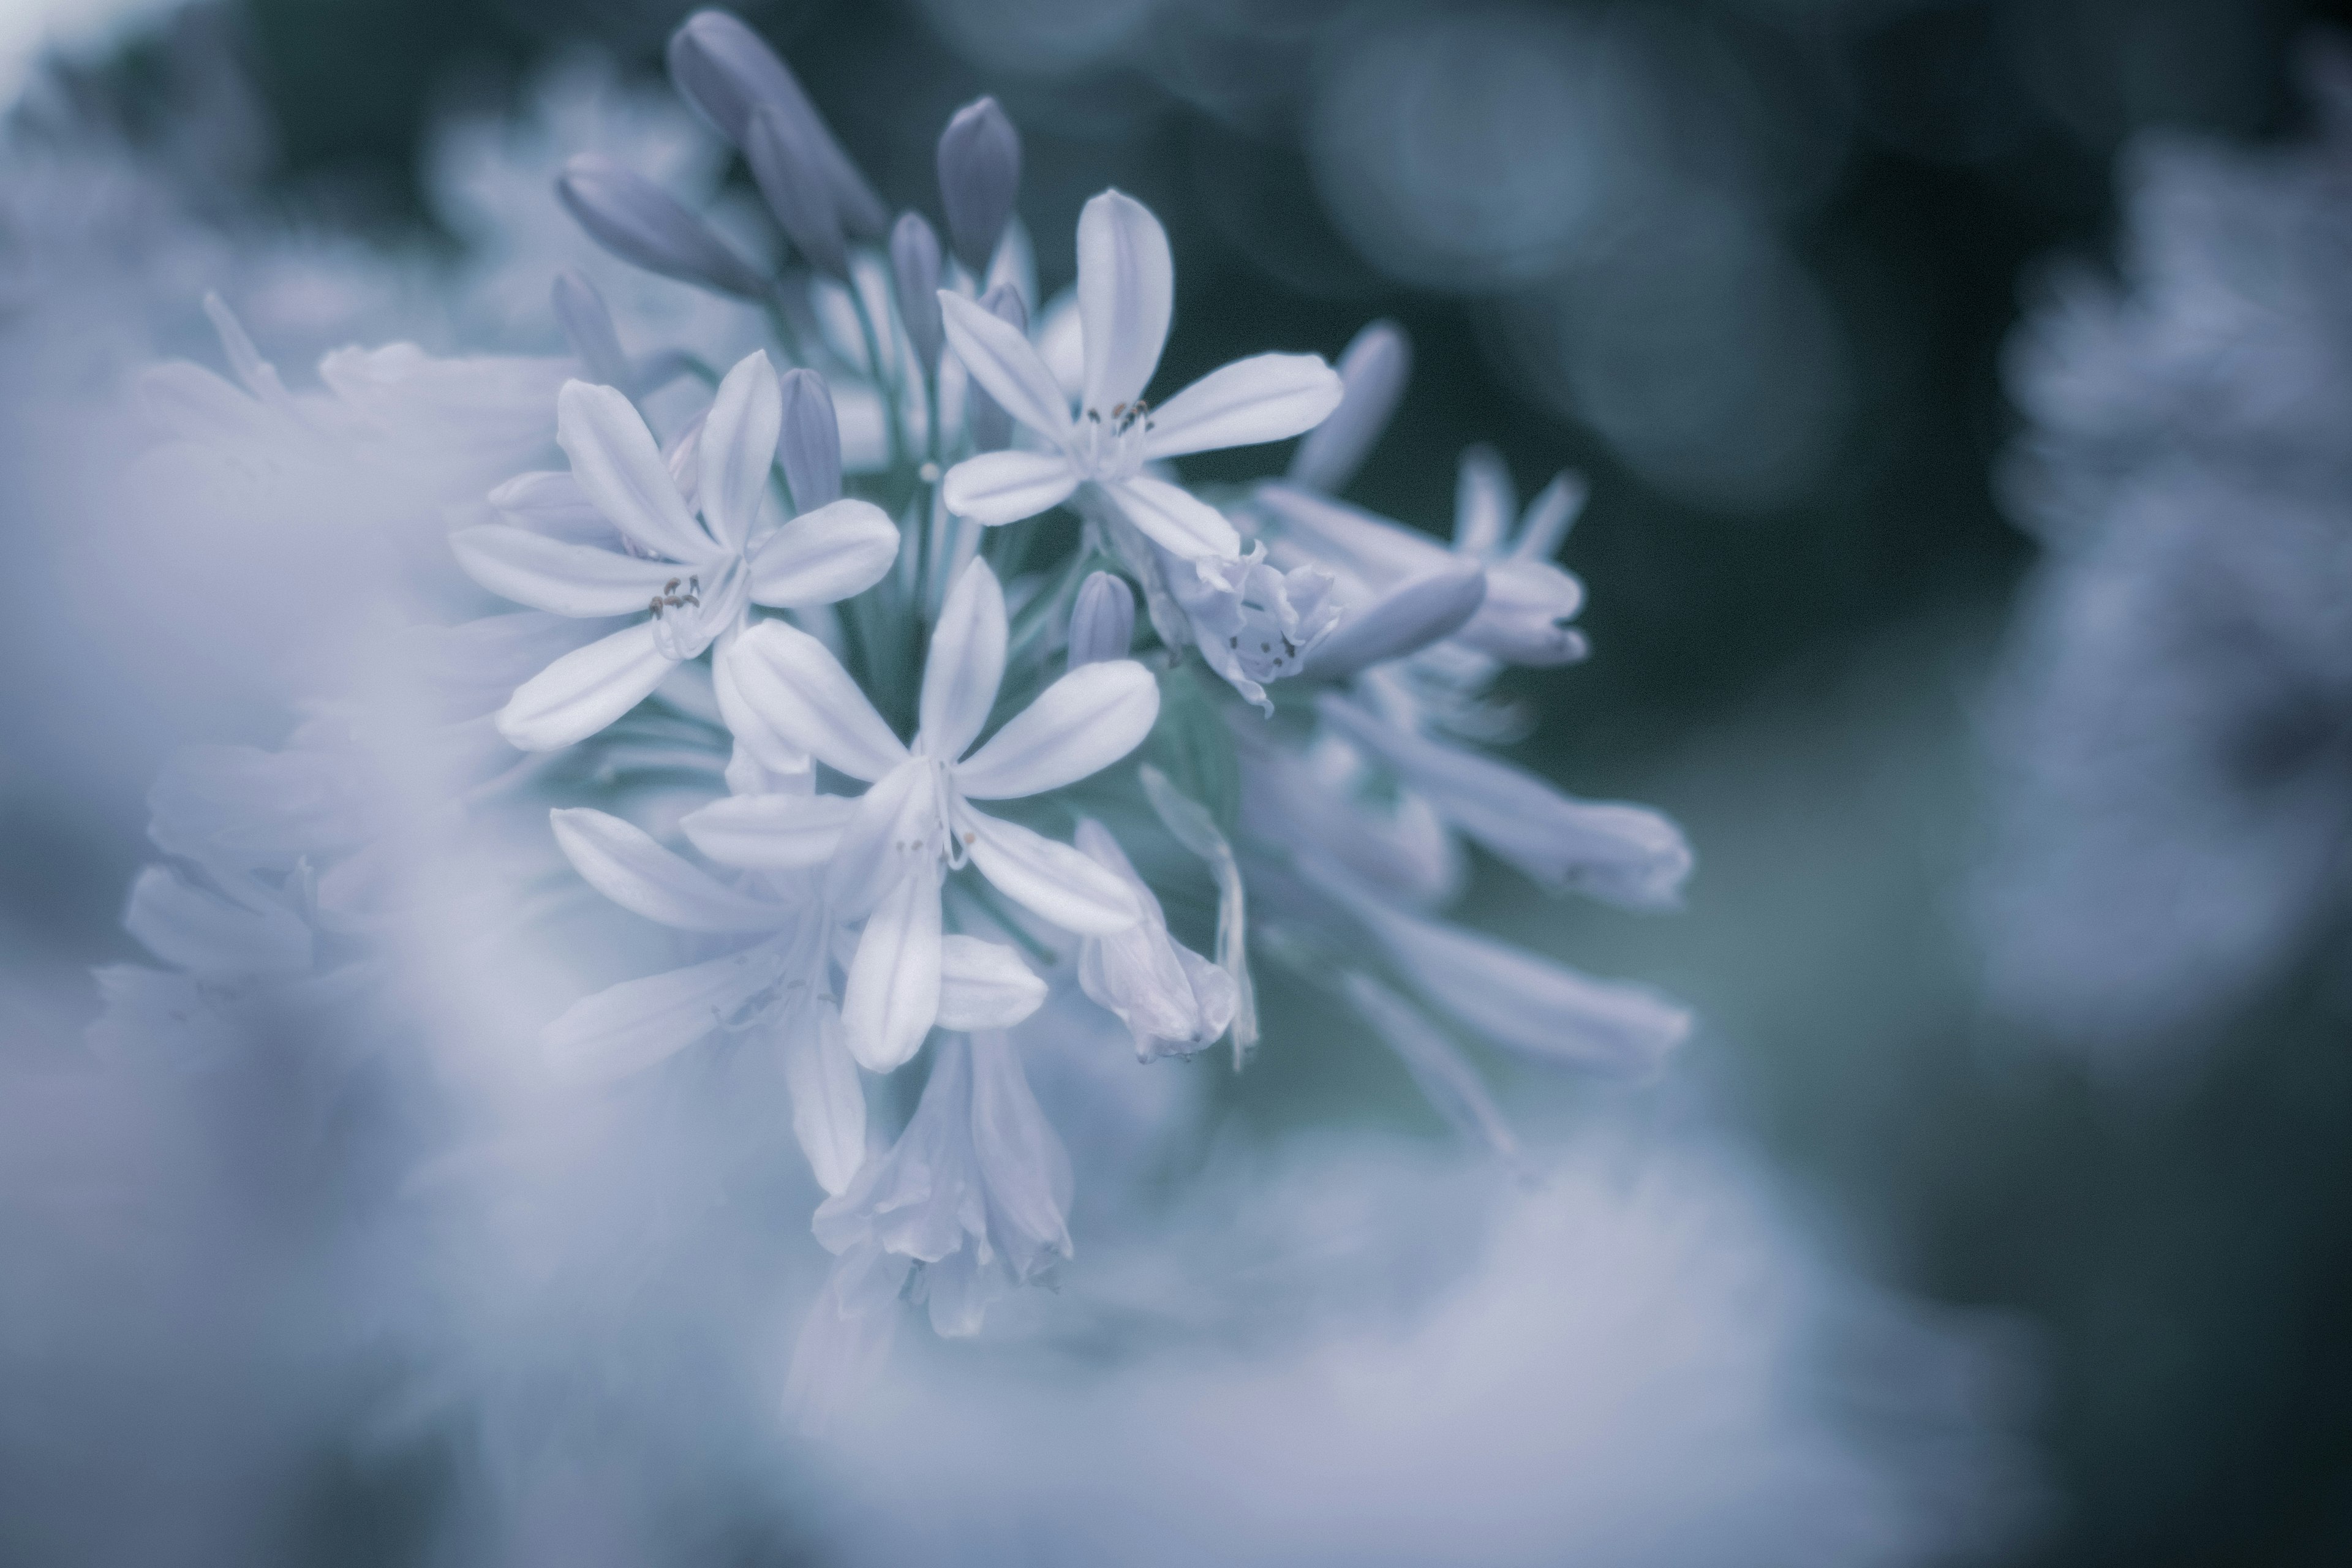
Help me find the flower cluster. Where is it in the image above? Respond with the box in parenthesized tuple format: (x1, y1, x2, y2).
(99, 8, 1694, 1423)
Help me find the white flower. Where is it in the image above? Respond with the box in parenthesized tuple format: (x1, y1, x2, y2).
(1161, 541, 1343, 714)
(1072, 819, 1237, 1060)
(724, 557, 1159, 1071)
(935, 189, 1344, 559)
(540, 790, 1047, 1194)
(451, 349, 899, 751)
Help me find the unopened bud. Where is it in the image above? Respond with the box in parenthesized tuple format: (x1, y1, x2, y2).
(556, 154, 768, 300)
(777, 367, 843, 512)
(937, 96, 1022, 275)
(890, 213, 944, 371)
(964, 282, 1029, 453)
(1286, 318, 1409, 493)
(745, 104, 847, 279)
(1067, 571, 1136, 668)
(550, 269, 631, 389)
(1302, 560, 1487, 682)
(666, 10, 889, 238)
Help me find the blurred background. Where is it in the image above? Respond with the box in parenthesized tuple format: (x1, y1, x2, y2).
(5, 0, 2351, 1561)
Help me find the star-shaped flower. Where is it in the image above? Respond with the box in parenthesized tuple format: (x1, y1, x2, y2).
(723, 557, 1161, 1070)
(453, 349, 899, 750)
(935, 190, 1344, 560)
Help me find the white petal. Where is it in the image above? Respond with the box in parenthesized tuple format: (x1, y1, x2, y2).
(497, 621, 676, 752)
(728, 619, 908, 781)
(1511, 471, 1588, 562)
(1452, 444, 1515, 557)
(680, 791, 854, 869)
(939, 448, 1080, 526)
(451, 525, 682, 617)
(543, 943, 783, 1081)
(955, 660, 1160, 800)
(824, 759, 941, 918)
(124, 868, 310, 976)
(1105, 475, 1240, 559)
(550, 807, 785, 932)
(936, 936, 1047, 1030)
(1076, 189, 1172, 413)
(965, 810, 1139, 934)
(1342, 973, 1518, 1161)
(965, 1028, 1072, 1276)
(557, 379, 713, 562)
(937, 289, 1072, 441)
(1303, 560, 1488, 680)
(919, 559, 1008, 762)
(781, 1005, 867, 1195)
(747, 497, 900, 607)
(842, 866, 943, 1071)
(488, 469, 612, 541)
(712, 634, 813, 775)
(1139, 353, 1343, 461)
(698, 349, 782, 553)
(1457, 557, 1587, 666)
(1287, 318, 1409, 492)
(1365, 899, 1690, 1073)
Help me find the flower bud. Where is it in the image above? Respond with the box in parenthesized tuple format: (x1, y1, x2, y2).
(1286, 318, 1409, 493)
(666, 9, 889, 238)
(890, 212, 944, 371)
(744, 104, 847, 279)
(1302, 560, 1487, 682)
(550, 268, 631, 389)
(963, 282, 1028, 453)
(1066, 571, 1135, 668)
(778, 366, 843, 512)
(937, 96, 1022, 275)
(556, 154, 769, 300)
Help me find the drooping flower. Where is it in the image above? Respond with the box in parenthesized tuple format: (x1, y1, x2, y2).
(452, 349, 898, 750)
(723, 557, 1159, 1069)
(936, 190, 1344, 559)
(1072, 818, 1237, 1060)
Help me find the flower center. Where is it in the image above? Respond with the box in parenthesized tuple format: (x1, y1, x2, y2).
(647, 557, 751, 661)
(1072, 399, 1155, 480)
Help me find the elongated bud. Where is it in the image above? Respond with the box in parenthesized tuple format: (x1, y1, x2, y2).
(744, 104, 847, 279)
(550, 268, 631, 388)
(666, 9, 889, 238)
(937, 96, 1021, 275)
(1287, 318, 1409, 492)
(890, 213, 944, 371)
(965, 282, 1029, 453)
(778, 367, 843, 511)
(1066, 571, 1135, 668)
(1302, 560, 1487, 682)
(556, 154, 769, 299)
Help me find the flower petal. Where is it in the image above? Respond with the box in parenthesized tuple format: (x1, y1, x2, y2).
(919, 559, 1008, 763)
(1287, 318, 1409, 492)
(937, 289, 1072, 442)
(543, 942, 784, 1082)
(747, 497, 900, 608)
(728, 619, 908, 782)
(1452, 443, 1515, 557)
(781, 1004, 867, 1196)
(557, 379, 714, 562)
(1255, 481, 1446, 583)
(712, 634, 812, 775)
(965, 810, 1139, 934)
(1302, 560, 1487, 681)
(1511, 471, 1588, 562)
(939, 448, 1079, 526)
(680, 791, 855, 869)
(824, 759, 941, 919)
(498, 621, 676, 752)
(549, 807, 785, 932)
(698, 349, 782, 553)
(936, 936, 1047, 1030)
(1105, 475, 1240, 559)
(965, 1028, 1072, 1276)
(451, 525, 682, 617)
(1342, 973, 1518, 1162)
(955, 660, 1159, 801)
(1076, 189, 1172, 413)
(842, 866, 943, 1071)
(1139, 353, 1343, 461)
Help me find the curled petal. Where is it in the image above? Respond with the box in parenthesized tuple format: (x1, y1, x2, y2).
(550, 807, 784, 932)
(965, 810, 1139, 934)
(747, 497, 899, 608)
(498, 621, 675, 752)
(1139, 352, 1344, 462)
(956, 660, 1160, 801)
